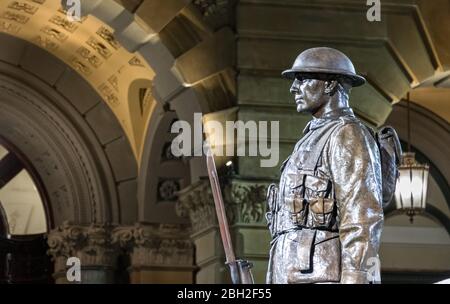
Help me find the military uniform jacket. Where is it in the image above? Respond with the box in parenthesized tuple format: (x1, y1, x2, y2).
(266, 108, 384, 284)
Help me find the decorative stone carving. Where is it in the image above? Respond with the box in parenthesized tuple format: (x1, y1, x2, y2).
(111, 223, 194, 268)
(129, 56, 144, 67)
(0, 21, 19, 33)
(57, 7, 87, 23)
(49, 15, 78, 33)
(47, 222, 83, 256)
(47, 221, 117, 273)
(176, 179, 220, 233)
(98, 83, 119, 106)
(108, 75, 119, 92)
(158, 179, 180, 201)
(193, 0, 228, 17)
(0, 11, 29, 24)
(176, 178, 271, 233)
(86, 36, 112, 59)
(8, 1, 38, 15)
(227, 181, 268, 224)
(35, 35, 58, 50)
(96, 26, 121, 50)
(71, 57, 92, 76)
(48, 222, 194, 275)
(40, 25, 68, 42)
(76, 46, 103, 68)
(110, 225, 134, 249)
(82, 223, 117, 267)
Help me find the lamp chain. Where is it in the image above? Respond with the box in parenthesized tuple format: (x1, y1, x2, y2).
(407, 93, 411, 153)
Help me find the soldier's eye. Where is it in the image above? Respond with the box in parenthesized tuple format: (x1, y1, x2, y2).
(295, 78, 306, 86)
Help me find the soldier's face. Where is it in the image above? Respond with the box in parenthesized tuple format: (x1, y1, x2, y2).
(290, 78, 327, 114)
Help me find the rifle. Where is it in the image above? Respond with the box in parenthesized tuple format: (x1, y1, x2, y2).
(205, 144, 254, 284)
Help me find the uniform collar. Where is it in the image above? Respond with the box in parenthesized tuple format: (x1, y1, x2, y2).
(303, 107, 355, 134)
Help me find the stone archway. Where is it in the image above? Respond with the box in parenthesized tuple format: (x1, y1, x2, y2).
(0, 33, 140, 283)
(0, 41, 131, 225)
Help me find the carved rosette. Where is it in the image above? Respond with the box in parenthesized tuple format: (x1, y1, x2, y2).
(47, 221, 118, 273)
(111, 223, 194, 268)
(176, 178, 271, 234)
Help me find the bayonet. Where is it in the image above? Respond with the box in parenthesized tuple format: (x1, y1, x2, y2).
(205, 144, 254, 284)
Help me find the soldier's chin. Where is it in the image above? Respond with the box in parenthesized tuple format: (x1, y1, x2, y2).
(296, 104, 310, 113)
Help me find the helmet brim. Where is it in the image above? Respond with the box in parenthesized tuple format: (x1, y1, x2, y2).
(281, 68, 366, 87)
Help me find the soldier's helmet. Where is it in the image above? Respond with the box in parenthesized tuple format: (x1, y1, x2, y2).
(282, 47, 366, 87)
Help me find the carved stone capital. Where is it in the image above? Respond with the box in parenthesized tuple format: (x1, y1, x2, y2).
(47, 221, 118, 272)
(176, 177, 271, 234)
(111, 223, 194, 268)
(176, 179, 225, 233)
(226, 179, 270, 225)
(47, 221, 83, 258)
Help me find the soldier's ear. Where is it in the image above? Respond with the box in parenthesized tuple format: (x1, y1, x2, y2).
(324, 80, 339, 95)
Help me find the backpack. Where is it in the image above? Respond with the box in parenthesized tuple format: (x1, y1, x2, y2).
(372, 125, 402, 208)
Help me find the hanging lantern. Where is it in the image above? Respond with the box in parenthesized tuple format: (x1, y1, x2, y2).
(394, 93, 430, 223)
(395, 152, 429, 223)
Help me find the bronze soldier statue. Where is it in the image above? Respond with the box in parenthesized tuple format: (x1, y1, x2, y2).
(265, 47, 398, 284)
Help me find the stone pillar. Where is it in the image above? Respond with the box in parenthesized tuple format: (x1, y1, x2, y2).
(177, 177, 272, 283)
(112, 223, 195, 284)
(47, 222, 118, 284)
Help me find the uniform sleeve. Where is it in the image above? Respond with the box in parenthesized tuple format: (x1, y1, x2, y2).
(329, 123, 384, 284)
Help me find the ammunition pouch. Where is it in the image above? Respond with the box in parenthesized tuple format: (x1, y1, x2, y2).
(308, 197, 335, 228)
(284, 174, 336, 230)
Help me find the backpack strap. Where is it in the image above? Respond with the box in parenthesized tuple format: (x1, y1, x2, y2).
(375, 125, 403, 207)
(377, 126, 402, 167)
(301, 120, 343, 172)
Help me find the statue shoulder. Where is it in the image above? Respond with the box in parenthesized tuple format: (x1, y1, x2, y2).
(331, 116, 378, 149)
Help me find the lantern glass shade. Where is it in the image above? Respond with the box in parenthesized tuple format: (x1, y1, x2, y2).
(395, 152, 429, 211)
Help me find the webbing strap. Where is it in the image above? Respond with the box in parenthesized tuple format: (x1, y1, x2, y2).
(300, 121, 343, 171)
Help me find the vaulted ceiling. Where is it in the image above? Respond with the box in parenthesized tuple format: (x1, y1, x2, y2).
(0, 0, 156, 159)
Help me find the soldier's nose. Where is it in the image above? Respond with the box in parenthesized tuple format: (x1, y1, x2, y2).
(290, 83, 299, 94)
